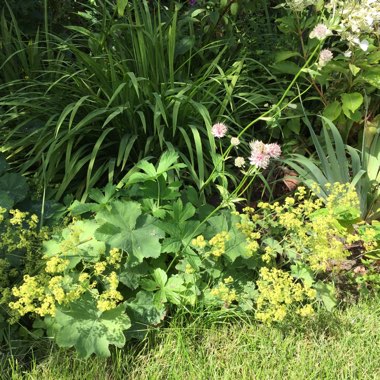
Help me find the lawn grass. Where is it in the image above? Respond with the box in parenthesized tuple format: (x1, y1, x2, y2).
(3, 296, 380, 380)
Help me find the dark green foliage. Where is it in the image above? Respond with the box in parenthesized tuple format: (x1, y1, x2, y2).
(0, 0, 276, 201)
(0, 154, 29, 209)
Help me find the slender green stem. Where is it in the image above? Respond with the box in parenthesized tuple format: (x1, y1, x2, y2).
(219, 139, 226, 185)
(237, 175, 257, 198)
(40, 154, 46, 229)
(43, 0, 51, 61)
(157, 179, 161, 208)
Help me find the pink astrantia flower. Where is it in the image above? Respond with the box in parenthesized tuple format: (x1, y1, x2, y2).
(309, 24, 332, 40)
(249, 151, 271, 169)
(248, 140, 269, 169)
(265, 143, 282, 158)
(211, 123, 228, 138)
(249, 140, 266, 154)
(248, 140, 281, 169)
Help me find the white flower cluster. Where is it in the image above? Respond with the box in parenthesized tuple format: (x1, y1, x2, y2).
(284, 0, 314, 12)
(327, 0, 380, 48)
(284, 0, 379, 52)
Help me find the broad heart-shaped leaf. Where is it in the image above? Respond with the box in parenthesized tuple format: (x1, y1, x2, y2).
(361, 68, 380, 89)
(95, 201, 164, 266)
(290, 263, 314, 287)
(165, 276, 186, 305)
(341, 92, 363, 118)
(0, 191, 14, 209)
(53, 294, 131, 358)
(88, 183, 117, 205)
(323, 101, 342, 122)
(156, 217, 201, 254)
(119, 261, 151, 290)
(43, 220, 106, 267)
(125, 291, 166, 340)
(68, 200, 100, 216)
(0, 173, 29, 206)
(153, 267, 167, 288)
(170, 199, 196, 224)
(141, 269, 186, 306)
(314, 282, 337, 312)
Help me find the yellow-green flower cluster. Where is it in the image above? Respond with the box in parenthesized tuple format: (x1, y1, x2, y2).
(9, 272, 92, 317)
(45, 257, 69, 274)
(0, 207, 6, 223)
(236, 211, 260, 257)
(6, 208, 39, 228)
(0, 258, 10, 288)
(107, 248, 123, 267)
(9, 275, 52, 316)
(191, 232, 231, 258)
(9, 209, 28, 225)
(262, 246, 274, 263)
(6, 212, 130, 320)
(93, 248, 123, 275)
(191, 235, 207, 248)
(209, 231, 230, 257)
(9, 237, 127, 318)
(294, 184, 360, 271)
(255, 268, 316, 324)
(360, 226, 379, 251)
(303, 214, 348, 271)
(97, 271, 123, 312)
(324, 182, 359, 212)
(185, 263, 195, 274)
(58, 224, 83, 256)
(210, 276, 237, 305)
(49, 274, 91, 305)
(0, 208, 51, 321)
(254, 184, 364, 271)
(0, 209, 43, 256)
(94, 261, 107, 275)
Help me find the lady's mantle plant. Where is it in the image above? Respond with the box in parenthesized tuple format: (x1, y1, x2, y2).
(8, 162, 379, 357)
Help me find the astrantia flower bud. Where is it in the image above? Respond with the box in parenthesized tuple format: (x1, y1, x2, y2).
(230, 137, 240, 146)
(234, 157, 245, 168)
(318, 49, 333, 68)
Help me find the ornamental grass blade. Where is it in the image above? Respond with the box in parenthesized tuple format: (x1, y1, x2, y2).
(303, 116, 334, 182)
(321, 116, 350, 183)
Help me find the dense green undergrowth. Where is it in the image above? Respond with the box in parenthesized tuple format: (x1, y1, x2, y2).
(1, 159, 380, 358)
(0, 0, 379, 370)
